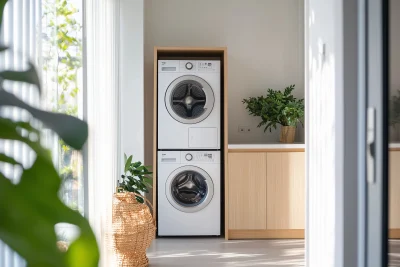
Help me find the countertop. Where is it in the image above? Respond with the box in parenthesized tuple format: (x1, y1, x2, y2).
(228, 143, 400, 150)
(228, 143, 305, 150)
(390, 143, 400, 149)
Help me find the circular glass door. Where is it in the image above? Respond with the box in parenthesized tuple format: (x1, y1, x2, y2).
(165, 166, 214, 213)
(165, 75, 215, 124)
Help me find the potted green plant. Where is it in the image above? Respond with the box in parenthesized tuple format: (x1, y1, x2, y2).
(119, 154, 153, 203)
(115, 154, 155, 266)
(390, 90, 400, 141)
(242, 85, 304, 143)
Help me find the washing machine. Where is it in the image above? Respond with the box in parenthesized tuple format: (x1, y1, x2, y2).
(157, 150, 221, 236)
(158, 60, 221, 149)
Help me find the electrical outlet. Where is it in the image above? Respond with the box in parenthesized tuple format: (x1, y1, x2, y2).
(238, 126, 251, 133)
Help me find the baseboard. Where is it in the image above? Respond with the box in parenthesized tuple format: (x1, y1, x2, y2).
(227, 229, 400, 240)
(227, 229, 304, 239)
(389, 229, 400, 239)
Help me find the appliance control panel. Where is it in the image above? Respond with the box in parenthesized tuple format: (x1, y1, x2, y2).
(158, 151, 220, 164)
(196, 61, 218, 72)
(181, 151, 220, 163)
(158, 60, 220, 73)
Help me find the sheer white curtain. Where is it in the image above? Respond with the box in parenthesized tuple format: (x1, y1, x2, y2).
(85, 0, 120, 265)
(0, 0, 41, 266)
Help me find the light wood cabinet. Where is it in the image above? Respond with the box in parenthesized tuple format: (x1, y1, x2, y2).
(228, 153, 267, 230)
(226, 149, 400, 239)
(266, 152, 305, 230)
(390, 151, 400, 230)
(226, 150, 305, 239)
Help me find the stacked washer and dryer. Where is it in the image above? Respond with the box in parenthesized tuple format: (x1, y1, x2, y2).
(157, 60, 221, 236)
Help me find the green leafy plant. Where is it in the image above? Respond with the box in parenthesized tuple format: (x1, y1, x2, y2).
(0, 0, 99, 265)
(119, 154, 153, 203)
(390, 90, 400, 127)
(242, 85, 304, 132)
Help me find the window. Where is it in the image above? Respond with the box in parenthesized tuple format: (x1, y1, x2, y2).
(0, 1, 85, 263)
(41, 0, 84, 214)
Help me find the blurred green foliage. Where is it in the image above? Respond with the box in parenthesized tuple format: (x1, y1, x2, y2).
(0, 0, 99, 266)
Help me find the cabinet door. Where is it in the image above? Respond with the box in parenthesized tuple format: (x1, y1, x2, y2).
(266, 152, 305, 229)
(389, 151, 400, 229)
(228, 152, 267, 229)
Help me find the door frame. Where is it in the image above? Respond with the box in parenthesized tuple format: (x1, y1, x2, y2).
(358, 0, 390, 266)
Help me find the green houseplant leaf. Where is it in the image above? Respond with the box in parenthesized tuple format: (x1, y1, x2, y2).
(0, 156, 99, 267)
(0, 118, 51, 160)
(0, 90, 88, 150)
(0, 62, 41, 93)
(0, 153, 22, 166)
(0, 0, 6, 28)
(120, 154, 153, 203)
(124, 155, 133, 173)
(242, 85, 304, 132)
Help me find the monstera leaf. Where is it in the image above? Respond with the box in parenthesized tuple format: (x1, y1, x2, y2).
(0, 0, 99, 265)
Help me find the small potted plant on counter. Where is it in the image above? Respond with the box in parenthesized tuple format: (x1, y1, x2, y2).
(390, 90, 400, 141)
(242, 84, 304, 143)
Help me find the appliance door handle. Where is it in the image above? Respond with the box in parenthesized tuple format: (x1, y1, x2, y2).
(367, 107, 376, 184)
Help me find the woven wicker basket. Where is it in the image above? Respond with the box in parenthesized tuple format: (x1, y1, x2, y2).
(112, 190, 156, 267)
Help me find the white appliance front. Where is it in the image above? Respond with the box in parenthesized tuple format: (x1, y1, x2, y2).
(157, 151, 221, 236)
(158, 60, 221, 149)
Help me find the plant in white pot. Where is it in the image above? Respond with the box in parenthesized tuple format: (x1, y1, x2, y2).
(242, 85, 304, 143)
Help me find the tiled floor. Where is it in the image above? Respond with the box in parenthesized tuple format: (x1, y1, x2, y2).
(148, 238, 400, 266)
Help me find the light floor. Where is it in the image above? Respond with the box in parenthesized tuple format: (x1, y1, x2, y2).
(148, 238, 400, 267)
(148, 238, 304, 267)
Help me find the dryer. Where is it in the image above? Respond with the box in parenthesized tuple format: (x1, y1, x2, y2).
(157, 151, 221, 236)
(158, 60, 221, 149)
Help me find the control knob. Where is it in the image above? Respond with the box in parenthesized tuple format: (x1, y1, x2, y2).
(185, 153, 193, 161)
(185, 62, 193, 70)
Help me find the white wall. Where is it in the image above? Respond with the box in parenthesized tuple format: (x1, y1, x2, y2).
(144, 0, 304, 157)
(306, 0, 358, 266)
(120, 0, 144, 165)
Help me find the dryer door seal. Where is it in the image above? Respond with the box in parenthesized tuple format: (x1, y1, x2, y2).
(165, 75, 215, 124)
(165, 165, 214, 213)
